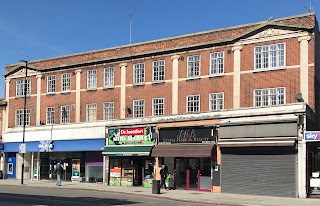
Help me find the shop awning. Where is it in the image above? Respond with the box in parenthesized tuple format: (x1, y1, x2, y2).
(102, 145, 154, 156)
(151, 143, 215, 157)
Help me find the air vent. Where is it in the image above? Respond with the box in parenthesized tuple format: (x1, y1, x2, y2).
(71, 104, 76, 110)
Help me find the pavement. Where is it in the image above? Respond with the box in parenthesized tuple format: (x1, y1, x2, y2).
(0, 179, 320, 206)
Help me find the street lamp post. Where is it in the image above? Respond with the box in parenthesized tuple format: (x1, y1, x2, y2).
(19, 60, 28, 185)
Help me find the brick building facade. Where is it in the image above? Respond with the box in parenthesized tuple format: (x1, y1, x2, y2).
(2, 13, 320, 197)
(0, 99, 6, 173)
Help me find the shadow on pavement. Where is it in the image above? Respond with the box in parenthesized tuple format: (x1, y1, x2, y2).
(0, 192, 138, 206)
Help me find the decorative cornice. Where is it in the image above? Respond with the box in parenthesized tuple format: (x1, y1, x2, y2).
(298, 35, 311, 42)
(74, 69, 82, 74)
(5, 78, 11, 83)
(171, 55, 181, 61)
(232, 45, 243, 52)
(119, 63, 128, 68)
(36, 74, 43, 79)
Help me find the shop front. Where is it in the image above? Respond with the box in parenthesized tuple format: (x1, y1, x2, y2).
(152, 125, 217, 191)
(103, 127, 156, 188)
(3, 138, 105, 182)
(305, 131, 320, 197)
(218, 120, 298, 197)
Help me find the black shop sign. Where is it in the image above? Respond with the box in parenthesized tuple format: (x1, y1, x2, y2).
(159, 126, 216, 144)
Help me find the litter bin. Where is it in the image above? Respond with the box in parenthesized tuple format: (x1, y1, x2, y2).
(152, 180, 160, 194)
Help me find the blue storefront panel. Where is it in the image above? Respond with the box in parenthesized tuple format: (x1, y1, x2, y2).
(4, 138, 105, 153)
(7, 153, 16, 179)
(53, 139, 105, 151)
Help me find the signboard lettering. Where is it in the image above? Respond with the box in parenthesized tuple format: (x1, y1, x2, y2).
(304, 131, 320, 141)
(310, 178, 320, 196)
(120, 128, 144, 136)
(159, 127, 216, 143)
(108, 127, 155, 145)
(39, 140, 54, 152)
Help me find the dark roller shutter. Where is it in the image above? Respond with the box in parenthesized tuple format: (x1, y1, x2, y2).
(221, 146, 296, 197)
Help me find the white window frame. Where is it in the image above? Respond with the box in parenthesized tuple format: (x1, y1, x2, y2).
(133, 99, 145, 117)
(186, 95, 200, 113)
(254, 87, 286, 107)
(86, 103, 97, 122)
(61, 73, 71, 92)
(104, 67, 114, 87)
(133, 63, 145, 84)
(46, 107, 55, 125)
(254, 43, 285, 70)
(152, 60, 165, 82)
(209, 92, 224, 111)
(87, 70, 97, 89)
(103, 102, 114, 120)
(15, 109, 30, 126)
(47, 75, 56, 93)
(60, 105, 70, 124)
(16, 79, 30, 97)
(152, 98, 164, 116)
(187, 55, 200, 78)
(210, 52, 224, 75)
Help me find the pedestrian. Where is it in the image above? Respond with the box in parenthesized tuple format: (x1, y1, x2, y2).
(160, 164, 168, 190)
(54, 161, 63, 186)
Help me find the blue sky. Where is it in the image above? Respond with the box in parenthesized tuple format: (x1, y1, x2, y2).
(0, 0, 319, 98)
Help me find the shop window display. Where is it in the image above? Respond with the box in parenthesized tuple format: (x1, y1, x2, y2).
(109, 158, 154, 187)
(122, 159, 134, 186)
(109, 159, 121, 186)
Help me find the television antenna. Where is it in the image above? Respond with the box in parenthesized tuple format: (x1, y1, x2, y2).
(126, 12, 133, 44)
(304, 2, 312, 13)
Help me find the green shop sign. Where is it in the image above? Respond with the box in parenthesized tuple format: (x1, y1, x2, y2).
(108, 127, 155, 145)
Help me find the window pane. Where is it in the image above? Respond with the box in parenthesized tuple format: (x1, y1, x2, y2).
(86, 104, 97, 122)
(209, 92, 224, 111)
(187, 95, 200, 113)
(62, 73, 71, 91)
(187, 55, 200, 77)
(211, 52, 224, 75)
(153, 98, 164, 116)
(61, 106, 70, 124)
(133, 100, 144, 117)
(46, 107, 55, 124)
(15, 109, 30, 126)
(104, 67, 114, 87)
(47, 75, 56, 93)
(254, 88, 285, 107)
(16, 79, 30, 96)
(153, 61, 165, 81)
(104, 102, 114, 120)
(134, 64, 145, 84)
(87, 70, 97, 88)
(254, 43, 285, 70)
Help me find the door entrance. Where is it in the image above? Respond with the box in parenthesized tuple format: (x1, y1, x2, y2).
(175, 158, 187, 188)
(175, 158, 200, 190)
(174, 157, 211, 191)
(40, 153, 50, 180)
(187, 158, 200, 190)
(133, 159, 143, 186)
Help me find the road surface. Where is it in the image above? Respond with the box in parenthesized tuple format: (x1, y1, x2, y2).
(0, 185, 233, 206)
